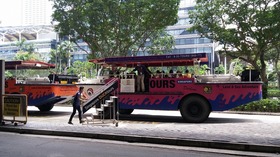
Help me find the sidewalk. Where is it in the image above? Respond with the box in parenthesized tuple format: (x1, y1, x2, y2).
(0, 107, 280, 154)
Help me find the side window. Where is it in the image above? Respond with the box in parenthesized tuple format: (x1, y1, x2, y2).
(102, 69, 110, 76)
(98, 68, 110, 76)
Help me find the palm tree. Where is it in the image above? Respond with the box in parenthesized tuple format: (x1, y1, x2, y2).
(49, 40, 74, 74)
(13, 39, 40, 61)
(14, 39, 37, 53)
(14, 39, 26, 51)
(60, 40, 74, 67)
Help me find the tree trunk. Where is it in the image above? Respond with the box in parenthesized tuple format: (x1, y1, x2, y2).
(259, 63, 268, 99)
(278, 71, 280, 89)
(262, 82, 268, 99)
(259, 51, 268, 99)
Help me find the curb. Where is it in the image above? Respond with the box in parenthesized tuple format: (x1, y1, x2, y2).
(0, 126, 279, 154)
(223, 111, 280, 116)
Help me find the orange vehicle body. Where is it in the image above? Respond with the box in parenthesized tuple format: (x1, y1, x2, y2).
(4, 61, 78, 111)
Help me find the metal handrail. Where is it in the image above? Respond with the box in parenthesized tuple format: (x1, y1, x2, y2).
(86, 78, 118, 102)
(82, 78, 119, 113)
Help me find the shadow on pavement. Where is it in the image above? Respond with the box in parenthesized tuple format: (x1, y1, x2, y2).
(119, 114, 259, 124)
(26, 108, 260, 124)
(28, 111, 69, 117)
(119, 114, 185, 123)
(205, 117, 259, 124)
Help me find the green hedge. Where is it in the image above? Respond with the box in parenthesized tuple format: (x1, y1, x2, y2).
(232, 99, 280, 112)
(268, 89, 280, 97)
(231, 88, 280, 112)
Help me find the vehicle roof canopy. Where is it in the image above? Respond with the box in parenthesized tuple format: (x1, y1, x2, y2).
(90, 53, 208, 67)
(5, 60, 55, 70)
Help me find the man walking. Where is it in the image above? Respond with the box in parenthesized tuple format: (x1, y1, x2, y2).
(68, 86, 86, 124)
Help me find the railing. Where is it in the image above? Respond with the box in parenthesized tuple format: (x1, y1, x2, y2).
(82, 78, 119, 113)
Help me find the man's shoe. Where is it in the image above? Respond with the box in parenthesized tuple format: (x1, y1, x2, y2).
(68, 121, 73, 125)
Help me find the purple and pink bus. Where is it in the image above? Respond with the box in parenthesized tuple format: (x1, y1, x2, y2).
(81, 53, 262, 123)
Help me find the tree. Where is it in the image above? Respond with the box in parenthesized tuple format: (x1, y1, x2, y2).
(51, 0, 179, 58)
(13, 39, 37, 53)
(13, 39, 41, 61)
(49, 40, 75, 74)
(266, 42, 280, 88)
(68, 61, 95, 78)
(60, 40, 74, 67)
(130, 29, 175, 56)
(12, 40, 47, 78)
(14, 39, 27, 51)
(189, 0, 280, 98)
(14, 51, 40, 61)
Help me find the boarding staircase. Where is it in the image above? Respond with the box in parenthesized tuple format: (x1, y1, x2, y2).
(81, 78, 119, 126)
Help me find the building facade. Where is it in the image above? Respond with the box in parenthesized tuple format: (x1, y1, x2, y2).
(169, 0, 214, 69)
(0, 0, 53, 26)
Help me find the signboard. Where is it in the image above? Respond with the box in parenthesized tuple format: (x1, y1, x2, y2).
(3, 95, 27, 116)
(105, 53, 207, 63)
(120, 79, 135, 93)
(83, 80, 118, 113)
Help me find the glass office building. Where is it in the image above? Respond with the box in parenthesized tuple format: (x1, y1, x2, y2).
(168, 0, 214, 69)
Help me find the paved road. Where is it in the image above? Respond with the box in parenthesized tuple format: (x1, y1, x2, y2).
(0, 106, 280, 154)
(1, 132, 246, 157)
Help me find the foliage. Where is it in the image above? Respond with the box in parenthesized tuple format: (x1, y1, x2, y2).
(48, 49, 57, 65)
(6, 39, 50, 77)
(266, 42, 280, 88)
(268, 88, 280, 97)
(267, 70, 278, 82)
(189, 0, 280, 98)
(230, 58, 244, 75)
(14, 51, 41, 61)
(51, 0, 180, 58)
(67, 61, 95, 78)
(49, 40, 75, 74)
(6, 69, 51, 78)
(12, 39, 36, 53)
(12, 39, 41, 61)
(131, 29, 175, 56)
(214, 64, 225, 74)
(198, 64, 209, 75)
(5, 71, 13, 78)
(233, 99, 280, 112)
(233, 88, 280, 112)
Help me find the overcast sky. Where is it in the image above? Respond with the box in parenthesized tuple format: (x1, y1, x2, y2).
(0, 0, 22, 26)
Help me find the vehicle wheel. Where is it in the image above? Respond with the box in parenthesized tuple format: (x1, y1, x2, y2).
(37, 103, 54, 112)
(180, 96, 210, 123)
(119, 109, 134, 115)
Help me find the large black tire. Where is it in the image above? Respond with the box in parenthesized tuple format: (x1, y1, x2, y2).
(180, 96, 210, 123)
(119, 109, 134, 115)
(37, 103, 54, 112)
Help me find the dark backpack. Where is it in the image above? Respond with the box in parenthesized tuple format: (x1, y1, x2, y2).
(72, 92, 79, 105)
